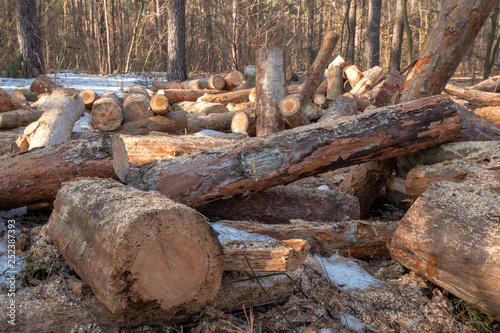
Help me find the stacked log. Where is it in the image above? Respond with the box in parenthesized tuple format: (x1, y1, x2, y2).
(123, 86, 154, 123)
(91, 92, 123, 131)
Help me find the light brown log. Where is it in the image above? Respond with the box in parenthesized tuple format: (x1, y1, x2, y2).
(319, 95, 358, 119)
(197, 89, 251, 105)
(0, 109, 43, 129)
(223, 71, 245, 90)
(151, 79, 183, 91)
(198, 184, 360, 224)
(172, 101, 228, 114)
(181, 79, 201, 90)
(159, 88, 224, 104)
(150, 94, 170, 115)
(197, 75, 226, 90)
(79, 89, 99, 108)
(0, 88, 24, 112)
(444, 84, 500, 106)
(303, 103, 321, 121)
(330, 55, 347, 68)
(45, 178, 223, 317)
(233, 81, 251, 91)
(115, 112, 187, 135)
(286, 84, 304, 95)
(350, 66, 384, 97)
(127, 95, 461, 207)
(316, 79, 328, 95)
(222, 239, 310, 272)
(313, 94, 327, 106)
(343, 92, 372, 111)
(0, 134, 117, 210)
(248, 87, 256, 102)
(186, 109, 253, 134)
(227, 101, 254, 111)
(474, 106, 500, 126)
(112, 134, 242, 182)
(390, 181, 500, 321)
(373, 70, 405, 107)
(469, 75, 500, 92)
(91, 92, 123, 131)
(231, 110, 256, 136)
(217, 219, 399, 258)
(385, 176, 412, 210)
(30, 75, 59, 95)
(122, 86, 153, 123)
(0, 129, 21, 156)
(327, 65, 343, 100)
(455, 106, 500, 141)
(285, 68, 299, 82)
(344, 65, 363, 88)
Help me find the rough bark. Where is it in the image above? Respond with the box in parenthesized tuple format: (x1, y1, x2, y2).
(91, 92, 123, 131)
(115, 112, 187, 135)
(79, 89, 99, 108)
(327, 65, 344, 100)
(172, 101, 228, 114)
(320, 95, 358, 119)
(150, 94, 170, 115)
(223, 71, 245, 90)
(0, 109, 43, 129)
(160, 89, 224, 104)
(151, 79, 183, 91)
(0, 88, 24, 112)
(197, 89, 251, 105)
(389, 0, 404, 71)
(167, 0, 187, 81)
(186, 109, 253, 134)
(127, 95, 462, 207)
(123, 86, 154, 123)
(303, 103, 321, 121)
(45, 178, 223, 317)
(0, 134, 116, 210)
(30, 75, 58, 95)
(231, 110, 256, 136)
(373, 70, 405, 107)
(474, 106, 500, 126)
(455, 106, 500, 141)
(390, 181, 500, 321)
(444, 84, 500, 106)
(227, 101, 254, 111)
(366, 0, 382, 68)
(350, 66, 384, 97)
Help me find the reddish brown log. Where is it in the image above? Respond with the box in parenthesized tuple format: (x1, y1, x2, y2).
(197, 75, 226, 90)
(373, 70, 405, 107)
(115, 112, 187, 135)
(286, 84, 304, 95)
(455, 106, 500, 141)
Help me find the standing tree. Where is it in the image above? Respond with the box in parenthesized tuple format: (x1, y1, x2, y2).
(167, 0, 187, 81)
(15, 0, 45, 78)
(366, 0, 382, 69)
(347, 0, 357, 64)
(389, 0, 404, 71)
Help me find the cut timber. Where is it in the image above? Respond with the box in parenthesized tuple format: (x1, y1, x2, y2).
(222, 239, 310, 272)
(474, 106, 500, 126)
(198, 185, 360, 224)
(405, 159, 500, 199)
(172, 101, 228, 114)
(217, 219, 399, 258)
(160, 89, 224, 104)
(12, 89, 38, 102)
(91, 92, 123, 131)
(390, 181, 500, 321)
(79, 89, 99, 108)
(327, 65, 343, 100)
(279, 95, 300, 121)
(386, 176, 412, 210)
(255, 47, 287, 136)
(11, 90, 26, 100)
(30, 75, 59, 95)
(286, 84, 304, 95)
(115, 112, 187, 135)
(45, 178, 223, 317)
(227, 101, 254, 111)
(444, 84, 500, 106)
(373, 70, 405, 107)
(151, 79, 183, 92)
(197, 75, 226, 90)
(469, 75, 500, 92)
(344, 65, 363, 88)
(350, 66, 384, 97)
(150, 94, 170, 115)
(0, 88, 24, 112)
(344, 92, 372, 111)
(22, 88, 85, 150)
(112, 134, 242, 182)
(231, 110, 256, 136)
(181, 79, 201, 90)
(285, 68, 299, 82)
(123, 86, 153, 123)
(313, 94, 327, 106)
(303, 103, 321, 121)
(127, 95, 461, 207)
(330, 55, 347, 68)
(197, 89, 251, 105)
(0, 109, 43, 129)
(186, 110, 253, 134)
(319, 95, 358, 120)
(223, 71, 245, 90)
(0, 134, 116, 210)
(248, 87, 256, 103)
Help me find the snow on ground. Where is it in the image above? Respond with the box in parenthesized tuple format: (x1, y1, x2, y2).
(211, 223, 275, 242)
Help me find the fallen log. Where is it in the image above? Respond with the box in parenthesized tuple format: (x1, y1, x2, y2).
(149, 94, 170, 115)
(91, 92, 123, 131)
(223, 71, 245, 90)
(0, 134, 116, 210)
(172, 101, 228, 114)
(390, 181, 500, 321)
(0, 87, 24, 112)
(373, 70, 405, 107)
(444, 84, 500, 106)
(186, 109, 253, 133)
(115, 111, 187, 135)
(11, 89, 38, 102)
(79, 89, 99, 108)
(158, 89, 224, 104)
(285, 68, 299, 82)
(197, 89, 251, 105)
(30, 75, 59, 95)
(303, 103, 321, 121)
(474, 106, 500, 126)
(286, 84, 304, 95)
(127, 95, 461, 207)
(216, 219, 399, 258)
(248, 87, 256, 102)
(0, 130, 20, 156)
(123, 86, 153, 123)
(469, 75, 500, 92)
(181, 79, 201, 90)
(0, 109, 43, 129)
(45, 178, 223, 317)
(198, 185, 360, 224)
(231, 110, 256, 136)
(385, 175, 412, 210)
(151, 79, 183, 91)
(227, 101, 254, 111)
(455, 106, 500, 141)
(319, 95, 358, 120)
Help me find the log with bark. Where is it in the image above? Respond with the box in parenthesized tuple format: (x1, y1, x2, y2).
(286, 84, 304, 95)
(217, 219, 399, 258)
(122, 86, 154, 123)
(0, 109, 43, 129)
(0, 134, 116, 210)
(171, 101, 229, 114)
(231, 110, 256, 136)
(303, 103, 321, 121)
(91, 92, 123, 131)
(45, 178, 223, 317)
(11, 89, 38, 102)
(159, 89, 224, 103)
(285, 68, 299, 82)
(198, 184, 360, 224)
(30, 75, 59, 95)
(186, 109, 253, 134)
(151, 79, 183, 91)
(197, 89, 251, 105)
(344, 65, 363, 88)
(469, 75, 500, 92)
(474, 106, 500, 126)
(455, 106, 500, 141)
(126, 95, 462, 207)
(0, 129, 21, 156)
(79, 89, 99, 108)
(227, 101, 254, 111)
(115, 111, 187, 135)
(327, 65, 343, 100)
(0, 87, 24, 112)
(390, 181, 500, 321)
(444, 84, 500, 106)
(372, 70, 405, 107)
(223, 71, 245, 90)
(149, 94, 170, 115)
(319, 95, 358, 119)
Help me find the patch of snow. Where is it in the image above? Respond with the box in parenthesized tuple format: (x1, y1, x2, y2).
(0, 207, 27, 220)
(339, 313, 367, 332)
(72, 113, 94, 133)
(319, 329, 333, 333)
(317, 185, 330, 191)
(313, 253, 383, 290)
(211, 223, 275, 243)
(194, 129, 226, 136)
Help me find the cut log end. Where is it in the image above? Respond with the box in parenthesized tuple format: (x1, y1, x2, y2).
(231, 111, 250, 135)
(150, 94, 170, 115)
(279, 95, 300, 117)
(80, 89, 98, 107)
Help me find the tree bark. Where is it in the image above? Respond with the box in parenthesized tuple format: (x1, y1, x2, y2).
(389, 0, 404, 71)
(123, 86, 154, 123)
(160, 89, 225, 104)
(115, 112, 187, 135)
(0, 109, 43, 129)
(366, 0, 382, 68)
(126, 95, 462, 207)
(0, 88, 24, 112)
(152, 79, 183, 91)
(29, 75, 59, 95)
(444, 84, 500, 106)
(197, 89, 251, 105)
(320, 95, 358, 119)
(91, 92, 123, 131)
(455, 106, 500, 142)
(373, 70, 405, 107)
(45, 178, 223, 317)
(172, 101, 228, 114)
(346, 0, 356, 64)
(167, 0, 186, 81)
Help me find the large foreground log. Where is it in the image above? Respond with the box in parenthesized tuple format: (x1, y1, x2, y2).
(0, 134, 116, 210)
(123, 86, 153, 122)
(91, 92, 123, 131)
(127, 95, 462, 207)
(197, 89, 251, 105)
(444, 84, 500, 106)
(45, 178, 223, 317)
(390, 181, 500, 321)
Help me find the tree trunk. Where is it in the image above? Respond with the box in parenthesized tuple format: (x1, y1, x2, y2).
(401, 0, 413, 66)
(167, 0, 187, 81)
(126, 95, 461, 207)
(0, 109, 43, 129)
(91, 92, 123, 131)
(255, 47, 286, 136)
(0, 88, 24, 112)
(115, 112, 187, 135)
(483, 0, 499, 79)
(123, 86, 154, 123)
(444, 84, 500, 106)
(366, 0, 382, 68)
(327, 65, 344, 100)
(390, 181, 500, 321)
(172, 101, 228, 114)
(45, 178, 223, 317)
(389, 0, 404, 71)
(0, 134, 117, 210)
(346, 0, 356, 64)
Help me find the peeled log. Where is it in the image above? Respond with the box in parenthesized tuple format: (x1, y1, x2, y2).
(172, 101, 228, 114)
(150, 94, 170, 115)
(0, 109, 43, 129)
(197, 89, 251, 105)
(350, 66, 384, 97)
(45, 178, 223, 317)
(127, 95, 462, 207)
(444, 84, 500, 106)
(390, 181, 500, 321)
(91, 92, 123, 131)
(344, 65, 363, 88)
(123, 86, 153, 123)
(223, 71, 245, 90)
(474, 106, 500, 126)
(0, 88, 24, 112)
(181, 79, 201, 90)
(115, 112, 187, 135)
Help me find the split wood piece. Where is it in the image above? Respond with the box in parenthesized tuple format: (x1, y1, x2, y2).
(79, 89, 99, 108)
(181, 79, 201, 90)
(0, 109, 43, 129)
(123, 86, 153, 123)
(197, 89, 251, 105)
(21, 88, 85, 150)
(390, 181, 500, 321)
(319, 95, 358, 120)
(444, 84, 500, 106)
(343, 92, 371, 112)
(45, 178, 223, 317)
(160, 89, 224, 104)
(474, 106, 500, 126)
(385, 176, 412, 210)
(248, 87, 256, 102)
(231, 110, 256, 136)
(197, 75, 226, 90)
(350, 66, 384, 97)
(0, 134, 116, 210)
(330, 55, 347, 68)
(222, 239, 310, 272)
(151, 79, 183, 92)
(286, 84, 304, 95)
(115, 111, 187, 135)
(30, 75, 59, 95)
(0, 130, 20, 156)
(405, 159, 500, 199)
(373, 70, 405, 107)
(469, 75, 500, 92)
(223, 71, 245, 90)
(227, 101, 254, 111)
(0, 88, 24, 112)
(127, 95, 461, 207)
(11, 89, 38, 102)
(91, 92, 123, 131)
(398, 141, 500, 173)
(303, 103, 321, 121)
(186, 109, 253, 134)
(198, 184, 360, 224)
(285, 68, 299, 82)
(217, 219, 399, 258)
(344, 65, 363, 88)
(455, 106, 500, 141)
(112, 134, 242, 182)
(255, 47, 287, 136)
(172, 101, 228, 114)
(150, 94, 170, 115)
(327, 65, 343, 100)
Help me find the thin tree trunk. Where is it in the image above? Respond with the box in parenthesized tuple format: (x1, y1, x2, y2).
(389, 0, 404, 71)
(366, 0, 382, 69)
